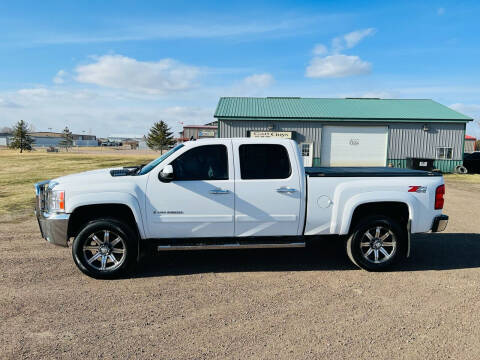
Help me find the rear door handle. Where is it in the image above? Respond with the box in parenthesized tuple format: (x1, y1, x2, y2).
(276, 187, 297, 193)
(209, 189, 230, 194)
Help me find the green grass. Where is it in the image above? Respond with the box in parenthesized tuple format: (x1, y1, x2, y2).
(0, 149, 156, 215)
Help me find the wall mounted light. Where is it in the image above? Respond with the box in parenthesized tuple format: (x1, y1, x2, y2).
(423, 124, 429, 132)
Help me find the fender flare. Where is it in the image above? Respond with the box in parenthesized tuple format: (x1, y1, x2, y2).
(66, 192, 146, 240)
(335, 191, 417, 235)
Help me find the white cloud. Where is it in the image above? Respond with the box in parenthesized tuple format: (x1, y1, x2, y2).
(332, 28, 376, 53)
(29, 15, 338, 45)
(306, 54, 371, 78)
(0, 98, 22, 108)
(17, 88, 51, 97)
(449, 103, 480, 115)
(53, 70, 67, 84)
(437, 7, 445, 15)
(450, 103, 480, 137)
(306, 28, 375, 79)
(312, 44, 328, 55)
(0, 87, 214, 136)
(75, 55, 201, 94)
(243, 73, 275, 88)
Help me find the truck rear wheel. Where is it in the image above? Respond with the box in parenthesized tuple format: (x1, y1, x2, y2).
(72, 218, 138, 279)
(346, 215, 406, 271)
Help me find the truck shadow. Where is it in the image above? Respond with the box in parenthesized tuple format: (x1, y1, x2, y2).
(133, 233, 480, 277)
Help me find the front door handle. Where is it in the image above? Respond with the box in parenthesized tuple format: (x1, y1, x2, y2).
(209, 189, 230, 194)
(276, 187, 297, 193)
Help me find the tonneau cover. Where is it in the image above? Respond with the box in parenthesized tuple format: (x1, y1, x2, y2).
(305, 167, 442, 177)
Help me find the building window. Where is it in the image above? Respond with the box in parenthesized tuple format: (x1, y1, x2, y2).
(239, 144, 291, 179)
(301, 143, 310, 157)
(436, 147, 453, 160)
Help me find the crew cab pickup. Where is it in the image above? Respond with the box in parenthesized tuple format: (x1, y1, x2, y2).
(35, 138, 448, 278)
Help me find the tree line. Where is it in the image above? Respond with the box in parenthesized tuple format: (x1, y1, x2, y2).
(6, 119, 176, 153)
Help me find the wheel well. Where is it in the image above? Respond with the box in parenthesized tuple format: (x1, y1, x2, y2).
(68, 204, 139, 239)
(349, 202, 409, 233)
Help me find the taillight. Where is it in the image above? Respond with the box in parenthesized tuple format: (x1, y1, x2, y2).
(435, 184, 445, 210)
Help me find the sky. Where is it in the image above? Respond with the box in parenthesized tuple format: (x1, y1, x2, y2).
(0, 0, 479, 137)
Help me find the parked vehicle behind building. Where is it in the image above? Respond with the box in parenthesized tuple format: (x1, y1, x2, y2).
(463, 152, 480, 173)
(35, 138, 448, 278)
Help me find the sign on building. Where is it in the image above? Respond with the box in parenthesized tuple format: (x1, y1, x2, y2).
(249, 131, 292, 139)
(198, 130, 215, 137)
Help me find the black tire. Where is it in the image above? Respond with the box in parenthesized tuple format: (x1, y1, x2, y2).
(455, 165, 468, 174)
(72, 218, 138, 279)
(346, 215, 406, 271)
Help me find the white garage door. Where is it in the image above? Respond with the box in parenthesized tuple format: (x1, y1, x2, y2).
(321, 126, 388, 166)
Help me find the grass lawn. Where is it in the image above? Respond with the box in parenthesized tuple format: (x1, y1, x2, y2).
(0, 149, 156, 215)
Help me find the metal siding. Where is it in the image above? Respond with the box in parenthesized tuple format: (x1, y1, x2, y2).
(219, 120, 465, 163)
(183, 128, 198, 139)
(465, 139, 475, 153)
(388, 123, 465, 160)
(219, 119, 322, 159)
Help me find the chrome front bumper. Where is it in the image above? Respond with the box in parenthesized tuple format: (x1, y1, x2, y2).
(35, 210, 70, 247)
(432, 215, 448, 233)
(35, 181, 70, 247)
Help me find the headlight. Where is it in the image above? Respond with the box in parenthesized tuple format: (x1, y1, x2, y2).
(46, 190, 65, 212)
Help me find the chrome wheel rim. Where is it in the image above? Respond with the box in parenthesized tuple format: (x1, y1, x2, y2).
(360, 226, 396, 264)
(83, 230, 126, 271)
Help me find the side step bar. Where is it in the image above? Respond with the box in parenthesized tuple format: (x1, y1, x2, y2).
(157, 242, 305, 251)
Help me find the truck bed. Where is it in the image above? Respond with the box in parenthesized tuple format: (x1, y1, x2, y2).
(305, 167, 442, 177)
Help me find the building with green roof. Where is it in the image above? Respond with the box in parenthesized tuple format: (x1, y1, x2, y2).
(214, 97, 472, 172)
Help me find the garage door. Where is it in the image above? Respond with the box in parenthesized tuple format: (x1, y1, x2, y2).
(321, 126, 388, 166)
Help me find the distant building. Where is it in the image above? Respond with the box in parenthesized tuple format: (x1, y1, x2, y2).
(107, 134, 148, 149)
(465, 135, 477, 153)
(29, 131, 98, 147)
(0, 132, 12, 147)
(179, 125, 218, 142)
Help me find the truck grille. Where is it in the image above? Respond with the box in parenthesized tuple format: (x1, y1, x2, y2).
(35, 180, 50, 212)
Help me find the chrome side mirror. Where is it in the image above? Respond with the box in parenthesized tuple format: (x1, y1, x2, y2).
(159, 164, 174, 182)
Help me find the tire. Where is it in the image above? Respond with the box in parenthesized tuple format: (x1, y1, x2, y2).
(72, 218, 138, 279)
(346, 215, 406, 271)
(455, 165, 468, 174)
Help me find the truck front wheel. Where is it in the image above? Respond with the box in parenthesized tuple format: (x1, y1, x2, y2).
(346, 215, 406, 271)
(72, 218, 138, 279)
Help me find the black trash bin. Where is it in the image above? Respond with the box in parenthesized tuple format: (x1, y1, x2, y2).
(406, 158, 435, 171)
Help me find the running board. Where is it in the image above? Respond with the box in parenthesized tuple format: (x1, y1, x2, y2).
(157, 242, 305, 251)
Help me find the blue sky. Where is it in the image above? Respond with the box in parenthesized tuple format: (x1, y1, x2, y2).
(0, 0, 479, 137)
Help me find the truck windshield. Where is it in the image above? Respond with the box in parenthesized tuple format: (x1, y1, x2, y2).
(137, 144, 184, 175)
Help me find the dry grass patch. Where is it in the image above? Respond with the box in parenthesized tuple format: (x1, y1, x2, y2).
(0, 149, 156, 215)
(443, 173, 480, 184)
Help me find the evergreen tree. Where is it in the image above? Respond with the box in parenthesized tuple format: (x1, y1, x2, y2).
(146, 121, 176, 152)
(9, 120, 34, 153)
(59, 126, 74, 151)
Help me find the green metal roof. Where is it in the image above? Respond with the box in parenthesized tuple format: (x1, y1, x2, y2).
(214, 97, 472, 122)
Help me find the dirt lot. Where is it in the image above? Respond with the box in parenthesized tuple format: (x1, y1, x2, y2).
(1, 179, 480, 360)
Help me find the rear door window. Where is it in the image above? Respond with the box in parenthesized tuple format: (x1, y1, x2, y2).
(239, 144, 291, 179)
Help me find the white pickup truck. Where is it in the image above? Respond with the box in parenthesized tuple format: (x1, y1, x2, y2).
(35, 138, 448, 278)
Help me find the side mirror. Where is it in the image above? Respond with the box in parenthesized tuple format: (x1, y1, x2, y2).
(159, 164, 174, 182)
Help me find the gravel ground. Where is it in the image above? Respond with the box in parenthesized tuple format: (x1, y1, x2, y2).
(1, 180, 480, 360)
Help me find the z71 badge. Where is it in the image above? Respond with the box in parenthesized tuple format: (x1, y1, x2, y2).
(408, 186, 427, 193)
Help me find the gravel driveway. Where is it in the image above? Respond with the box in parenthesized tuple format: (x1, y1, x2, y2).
(1, 180, 480, 360)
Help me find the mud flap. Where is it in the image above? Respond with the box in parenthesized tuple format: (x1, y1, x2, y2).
(406, 219, 411, 258)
